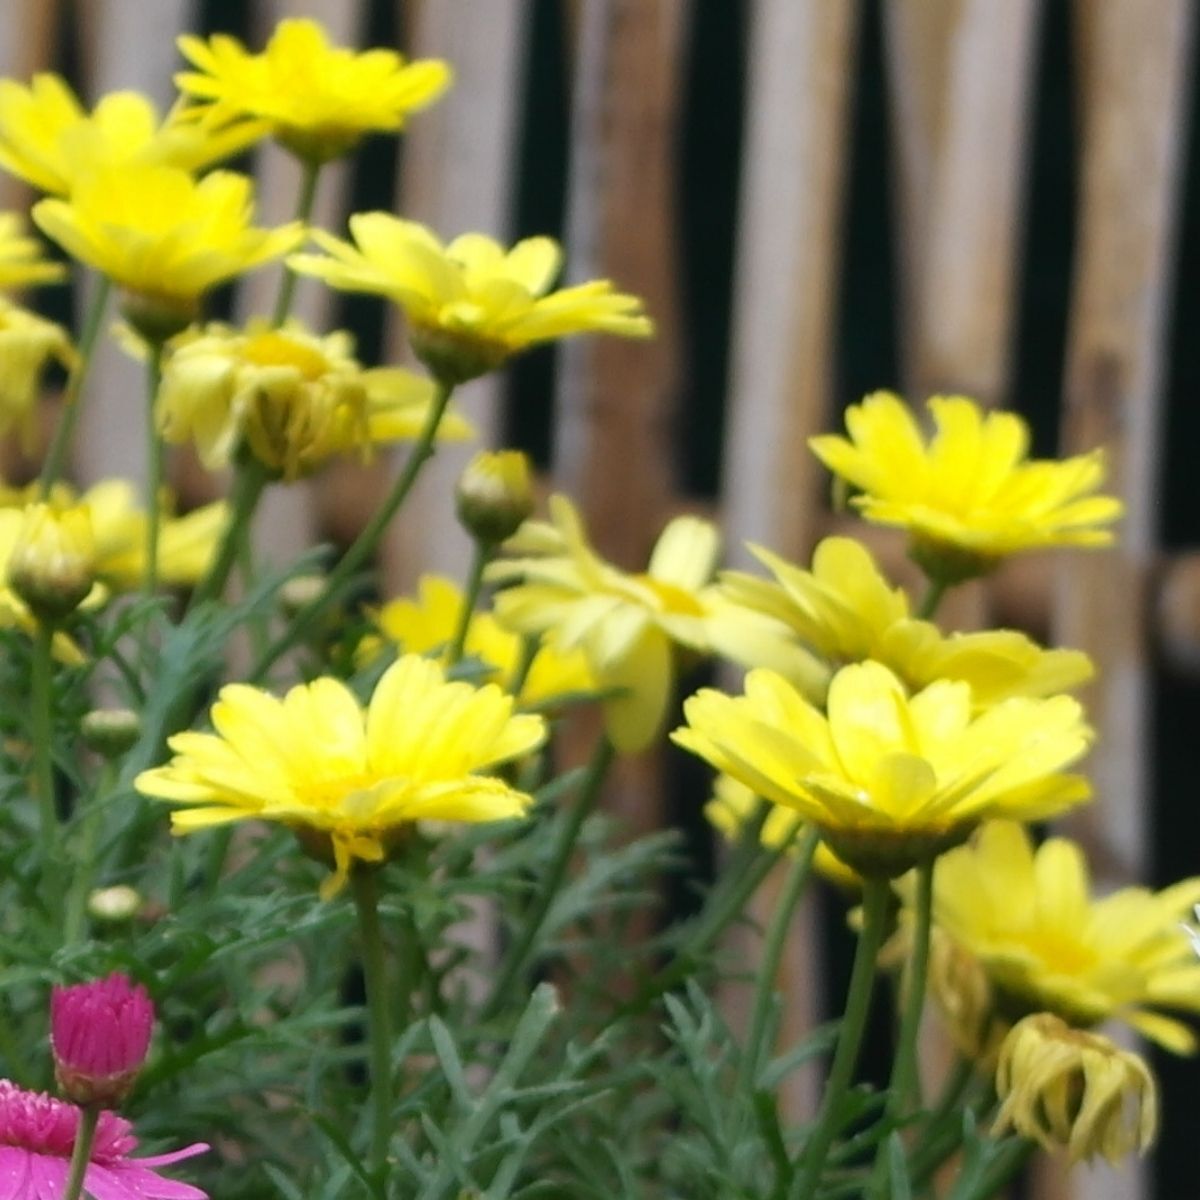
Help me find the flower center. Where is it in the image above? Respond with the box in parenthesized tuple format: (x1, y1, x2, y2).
(630, 574, 705, 617)
(242, 332, 331, 380)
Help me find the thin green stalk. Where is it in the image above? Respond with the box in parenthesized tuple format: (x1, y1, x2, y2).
(507, 635, 539, 699)
(39, 276, 112, 496)
(143, 341, 165, 597)
(30, 623, 56, 862)
(446, 540, 491, 666)
(790, 878, 891, 1200)
(63, 762, 115, 944)
(61, 1104, 100, 1200)
(949, 1137, 1034, 1199)
(482, 735, 615, 1021)
(917, 577, 948, 621)
(738, 828, 818, 1093)
(251, 379, 455, 680)
(272, 159, 321, 326)
(351, 866, 394, 1178)
(869, 857, 936, 1194)
(189, 457, 270, 608)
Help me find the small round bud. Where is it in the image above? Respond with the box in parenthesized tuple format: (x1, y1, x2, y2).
(8, 502, 95, 621)
(279, 573, 327, 616)
(80, 709, 141, 758)
(455, 450, 535, 543)
(87, 885, 143, 923)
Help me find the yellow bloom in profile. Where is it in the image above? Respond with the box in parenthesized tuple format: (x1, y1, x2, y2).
(363, 574, 593, 710)
(33, 166, 303, 332)
(289, 218, 653, 382)
(994, 1013, 1157, 1163)
(0, 74, 258, 196)
(673, 661, 1092, 877)
(136, 654, 546, 898)
(488, 495, 717, 752)
(706, 773, 859, 892)
(0, 299, 76, 447)
(809, 392, 1123, 580)
(7, 501, 95, 621)
(918, 821, 1200, 1052)
(157, 320, 473, 479)
(0, 212, 65, 289)
(176, 18, 452, 164)
(718, 536, 1094, 706)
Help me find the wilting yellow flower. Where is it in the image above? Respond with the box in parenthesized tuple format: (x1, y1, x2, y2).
(157, 320, 473, 479)
(7, 501, 95, 621)
(673, 661, 1092, 877)
(33, 166, 303, 333)
(456, 450, 535, 544)
(0, 212, 65, 289)
(706, 773, 859, 892)
(0, 74, 258, 196)
(290, 218, 653, 382)
(919, 821, 1200, 1052)
(176, 18, 451, 164)
(363, 574, 593, 710)
(0, 298, 76, 447)
(136, 654, 546, 898)
(718, 536, 1094, 706)
(809, 392, 1124, 581)
(489, 495, 717, 752)
(994, 1013, 1157, 1163)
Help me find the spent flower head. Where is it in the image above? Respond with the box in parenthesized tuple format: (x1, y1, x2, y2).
(290, 217, 652, 383)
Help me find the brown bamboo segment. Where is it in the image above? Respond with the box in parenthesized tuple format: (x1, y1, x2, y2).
(720, 0, 860, 1121)
(377, 0, 530, 589)
(1039, 5, 1196, 1200)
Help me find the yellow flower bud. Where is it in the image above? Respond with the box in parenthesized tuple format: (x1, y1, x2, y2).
(80, 708, 141, 758)
(994, 1013, 1158, 1164)
(456, 450, 535, 544)
(8, 502, 95, 621)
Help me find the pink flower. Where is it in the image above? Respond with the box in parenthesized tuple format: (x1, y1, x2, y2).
(51, 974, 154, 1106)
(0, 1079, 207, 1198)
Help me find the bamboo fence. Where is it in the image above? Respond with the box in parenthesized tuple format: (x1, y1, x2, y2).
(1, 0, 1197, 1196)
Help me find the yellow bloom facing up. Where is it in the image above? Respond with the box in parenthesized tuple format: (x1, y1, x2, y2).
(0, 73, 259, 197)
(488, 495, 718, 753)
(706, 773, 859, 892)
(289, 217, 653, 383)
(718, 536, 1094, 707)
(673, 661, 1092, 877)
(917, 821, 1200, 1052)
(809, 392, 1124, 581)
(0, 298, 76, 448)
(136, 654, 547, 898)
(176, 18, 452, 164)
(156, 320, 473, 479)
(994, 1013, 1157, 1163)
(33, 166, 303, 334)
(363, 574, 593, 710)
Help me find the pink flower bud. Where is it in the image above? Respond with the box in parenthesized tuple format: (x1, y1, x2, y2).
(50, 973, 154, 1106)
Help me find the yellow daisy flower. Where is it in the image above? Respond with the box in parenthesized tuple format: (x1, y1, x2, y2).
(32, 166, 303, 334)
(488, 495, 717, 753)
(718, 535, 1094, 706)
(0, 212, 65, 290)
(136, 654, 547, 898)
(289, 217, 653, 382)
(995, 1014, 1157, 1163)
(673, 661, 1092, 877)
(808, 392, 1124, 581)
(157, 320, 473, 479)
(7, 500, 95, 621)
(363, 574, 594, 710)
(176, 18, 452, 164)
(0, 73, 258, 196)
(914, 821, 1200, 1053)
(0, 299, 76, 448)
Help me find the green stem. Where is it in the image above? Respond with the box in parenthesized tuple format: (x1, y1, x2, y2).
(738, 829, 818, 1093)
(351, 866, 394, 1179)
(143, 341, 165, 597)
(30, 623, 56, 863)
(507, 635, 539, 700)
(950, 1137, 1034, 1200)
(482, 735, 615, 1021)
(917, 577, 948, 621)
(272, 159, 321, 327)
(446, 540, 491, 666)
(61, 1104, 100, 1200)
(63, 762, 115, 944)
(189, 457, 270, 608)
(790, 878, 891, 1200)
(869, 857, 936, 1194)
(39, 276, 112, 496)
(251, 379, 455, 680)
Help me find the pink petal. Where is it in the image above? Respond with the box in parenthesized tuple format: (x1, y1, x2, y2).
(0, 1148, 31, 1200)
(110, 1164, 208, 1199)
(79, 1164, 139, 1200)
(134, 1143, 209, 1169)
(28, 1154, 66, 1200)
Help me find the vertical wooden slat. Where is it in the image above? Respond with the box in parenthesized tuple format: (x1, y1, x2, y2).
(720, 0, 860, 1119)
(1045, 4, 1195, 1200)
(380, 0, 530, 588)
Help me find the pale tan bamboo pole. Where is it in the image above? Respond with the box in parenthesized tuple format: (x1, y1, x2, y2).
(720, 0, 861, 1122)
(1039, 4, 1195, 1199)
